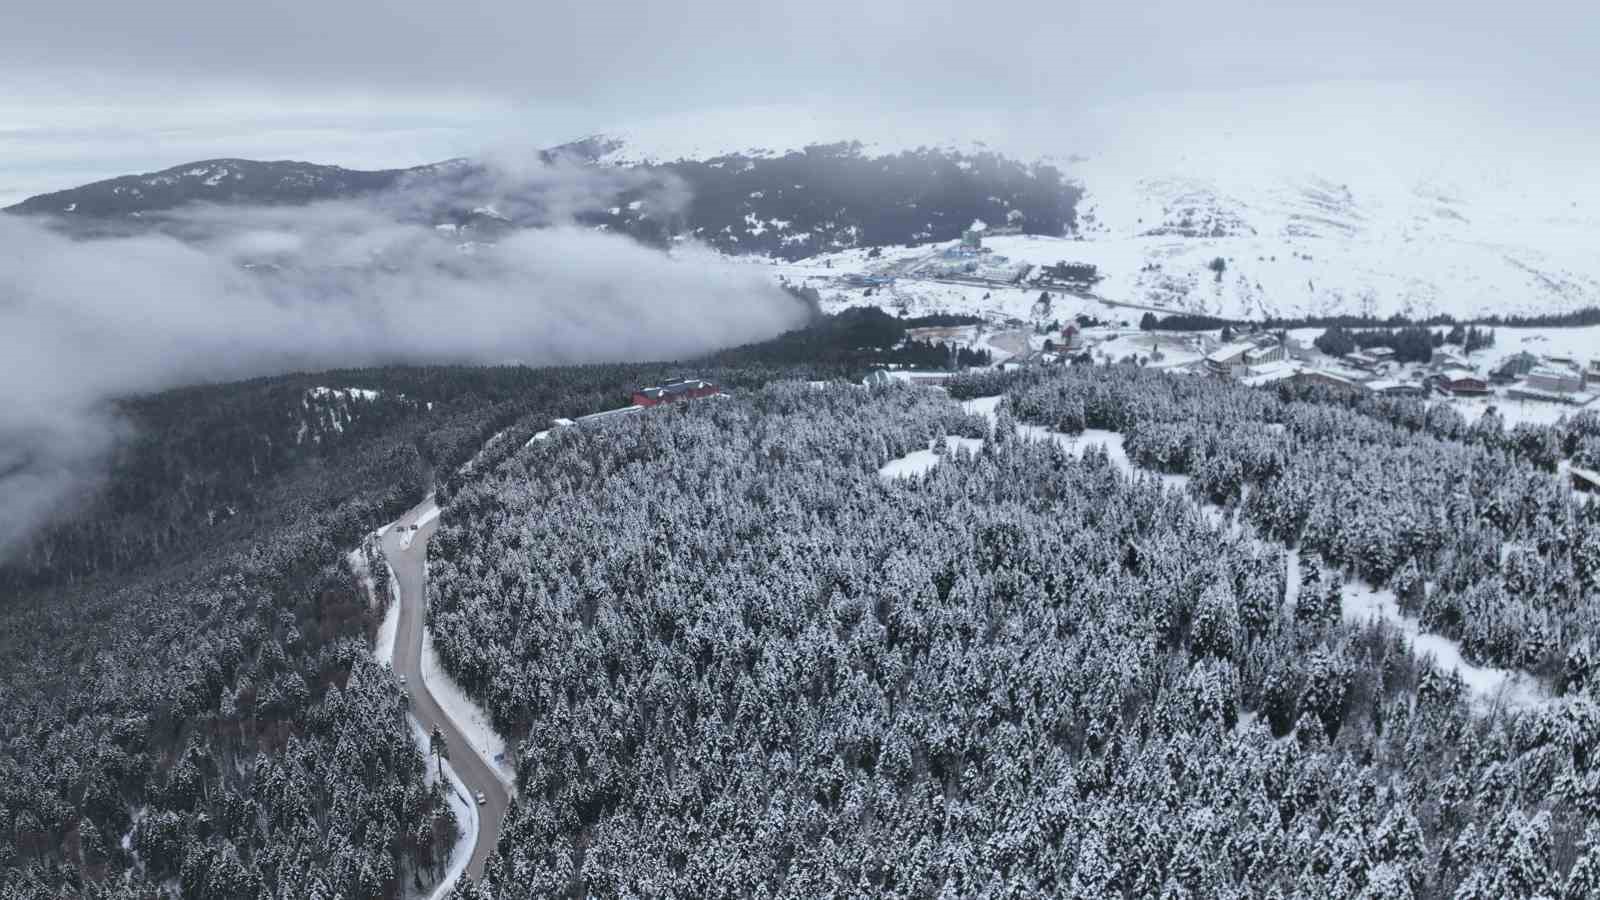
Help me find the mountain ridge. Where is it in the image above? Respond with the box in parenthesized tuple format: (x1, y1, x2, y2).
(11, 88, 1600, 319)
(7, 141, 1080, 262)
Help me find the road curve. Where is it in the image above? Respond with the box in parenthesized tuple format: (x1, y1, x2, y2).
(383, 498, 510, 884)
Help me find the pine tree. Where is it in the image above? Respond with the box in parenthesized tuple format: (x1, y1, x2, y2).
(430, 725, 450, 784)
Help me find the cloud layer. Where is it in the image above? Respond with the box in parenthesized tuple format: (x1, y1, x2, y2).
(0, 167, 810, 556)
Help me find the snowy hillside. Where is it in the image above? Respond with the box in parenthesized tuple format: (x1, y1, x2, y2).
(585, 85, 1600, 321)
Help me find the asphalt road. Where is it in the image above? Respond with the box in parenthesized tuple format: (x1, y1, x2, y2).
(383, 498, 509, 884)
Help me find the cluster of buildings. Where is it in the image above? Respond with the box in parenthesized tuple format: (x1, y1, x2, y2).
(915, 230, 1033, 284)
(1203, 332, 1600, 412)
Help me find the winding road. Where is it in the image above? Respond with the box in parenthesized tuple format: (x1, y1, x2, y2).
(383, 498, 510, 884)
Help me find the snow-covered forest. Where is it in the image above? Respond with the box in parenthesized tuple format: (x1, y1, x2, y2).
(427, 373, 1600, 898)
(0, 359, 832, 899)
(6, 343, 1600, 899)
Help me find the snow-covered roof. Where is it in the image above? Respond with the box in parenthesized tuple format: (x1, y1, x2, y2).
(1294, 368, 1364, 387)
(1239, 361, 1300, 387)
(1206, 342, 1253, 364)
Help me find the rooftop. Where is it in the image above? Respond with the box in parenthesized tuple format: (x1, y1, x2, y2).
(1206, 341, 1254, 364)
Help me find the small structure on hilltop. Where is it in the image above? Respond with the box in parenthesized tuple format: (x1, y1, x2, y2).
(632, 377, 721, 407)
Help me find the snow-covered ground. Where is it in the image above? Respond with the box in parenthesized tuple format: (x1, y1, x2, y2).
(420, 628, 518, 790)
(878, 436, 984, 480)
(942, 393, 1554, 711)
(374, 563, 401, 666)
(1334, 570, 1548, 712)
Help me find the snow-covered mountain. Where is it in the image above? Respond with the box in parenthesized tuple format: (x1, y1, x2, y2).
(5, 159, 412, 217)
(8, 143, 1077, 261)
(13, 83, 1597, 321)
(577, 85, 1600, 321)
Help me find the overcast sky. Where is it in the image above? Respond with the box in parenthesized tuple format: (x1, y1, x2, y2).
(3, 0, 1595, 205)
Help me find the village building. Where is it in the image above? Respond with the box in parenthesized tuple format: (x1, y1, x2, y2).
(1367, 379, 1427, 397)
(1343, 351, 1385, 372)
(1523, 366, 1584, 394)
(1238, 360, 1300, 388)
(1291, 369, 1366, 393)
(1585, 361, 1600, 389)
(1492, 352, 1541, 383)
(1208, 334, 1284, 378)
(1243, 343, 1286, 366)
(1206, 342, 1252, 377)
(632, 377, 721, 407)
(1427, 368, 1490, 396)
(863, 369, 957, 387)
(1058, 324, 1084, 351)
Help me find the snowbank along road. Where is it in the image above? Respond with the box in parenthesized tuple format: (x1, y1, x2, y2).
(383, 500, 510, 883)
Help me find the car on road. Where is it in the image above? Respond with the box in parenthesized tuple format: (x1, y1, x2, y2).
(475, 791, 487, 805)
(398, 675, 407, 686)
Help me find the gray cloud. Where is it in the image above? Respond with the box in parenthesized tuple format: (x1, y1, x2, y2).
(0, 163, 810, 556)
(2, 0, 1593, 206)
(2, 0, 1592, 110)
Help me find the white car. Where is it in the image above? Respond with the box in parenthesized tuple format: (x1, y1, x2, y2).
(475, 791, 487, 806)
(398, 675, 407, 687)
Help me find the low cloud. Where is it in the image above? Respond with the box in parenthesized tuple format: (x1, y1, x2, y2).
(0, 162, 810, 557)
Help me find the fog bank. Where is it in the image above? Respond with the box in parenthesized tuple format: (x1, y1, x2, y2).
(0, 173, 810, 556)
